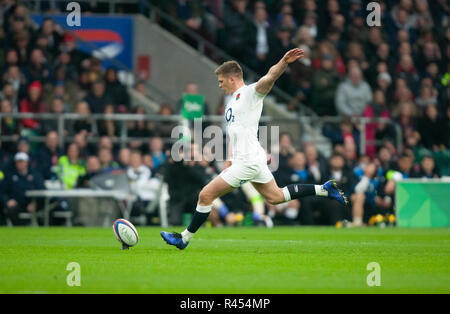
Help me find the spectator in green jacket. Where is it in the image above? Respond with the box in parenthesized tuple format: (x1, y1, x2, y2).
(56, 143, 86, 189)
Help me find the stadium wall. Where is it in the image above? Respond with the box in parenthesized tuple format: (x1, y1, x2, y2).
(133, 15, 221, 114)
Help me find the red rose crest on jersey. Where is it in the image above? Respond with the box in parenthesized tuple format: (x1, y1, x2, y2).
(236, 93, 240, 100)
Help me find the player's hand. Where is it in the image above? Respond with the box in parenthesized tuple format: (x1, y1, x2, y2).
(282, 48, 304, 64)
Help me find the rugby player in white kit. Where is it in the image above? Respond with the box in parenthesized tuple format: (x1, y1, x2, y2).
(161, 48, 348, 249)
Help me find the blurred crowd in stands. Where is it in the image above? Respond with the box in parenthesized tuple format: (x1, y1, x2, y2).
(0, 1, 449, 227)
(157, 0, 450, 148)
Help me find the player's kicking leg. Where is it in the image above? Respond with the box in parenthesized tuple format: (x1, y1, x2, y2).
(161, 175, 234, 250)
(251, 178, 348, 207)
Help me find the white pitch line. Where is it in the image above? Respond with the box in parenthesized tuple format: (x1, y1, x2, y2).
(195, 239, 306, 244)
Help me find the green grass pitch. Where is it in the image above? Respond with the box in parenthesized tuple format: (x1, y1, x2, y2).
(0, 226, 449, 293)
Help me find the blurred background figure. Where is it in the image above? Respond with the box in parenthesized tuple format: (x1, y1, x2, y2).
(0, 152, 44, 225)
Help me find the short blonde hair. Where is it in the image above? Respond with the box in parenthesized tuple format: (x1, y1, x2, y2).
(215, 61, 243, 79)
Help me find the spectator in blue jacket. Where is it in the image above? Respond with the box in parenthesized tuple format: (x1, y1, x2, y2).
(0, 152, 45, 225)
(35, 130, 63, 180)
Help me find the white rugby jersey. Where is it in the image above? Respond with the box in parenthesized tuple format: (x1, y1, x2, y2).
(224, 83, 266, 164)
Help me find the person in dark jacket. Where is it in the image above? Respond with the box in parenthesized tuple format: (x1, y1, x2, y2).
(39, 96, 65, 136)
(104, 67, 130, 113)
(417, 103, 449, 151)
(36, 17, 63, 57)
(272, 132, 296, 187)
(162, 145, 211, 226)
(34, 130, 63, 180)
(312, 54, 341, 116)
(247, 5, 278, 75)
(0, 152, 45, 225)
(411, 155, 440, 179)
(76, 156, 102, 188)
(0, 140, 13, 172)
(269, 151, 305, 225)
(84, 80, 115, 136)
(300, 153, 351, 225)
(223, 0, 253, 62)
(83, 79, 113, 114)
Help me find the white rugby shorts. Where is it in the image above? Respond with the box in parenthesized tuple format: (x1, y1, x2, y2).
(219, 160, 273, 188)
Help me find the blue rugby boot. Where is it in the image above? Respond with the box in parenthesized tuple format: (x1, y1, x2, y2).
(160, 231, 189, 250)
(322, 179, 349, 207)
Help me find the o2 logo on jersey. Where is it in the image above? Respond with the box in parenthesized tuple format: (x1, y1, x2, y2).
(225, 108, 235, 123)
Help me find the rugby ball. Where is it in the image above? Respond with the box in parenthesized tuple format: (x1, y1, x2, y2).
(113, 219, 139, 248)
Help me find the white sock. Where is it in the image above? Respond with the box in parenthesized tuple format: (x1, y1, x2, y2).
(196, 203, 213, 213)
(180, 203, 212, 243)
(282, 186, 291, 202)
(353, 218, 363, 226)
(315, 185, 328, 197)
(181, 229, 194, 243)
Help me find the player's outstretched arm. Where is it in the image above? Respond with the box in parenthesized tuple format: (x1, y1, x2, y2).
(255, 48, 304, 96)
